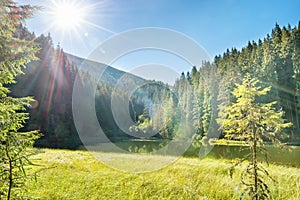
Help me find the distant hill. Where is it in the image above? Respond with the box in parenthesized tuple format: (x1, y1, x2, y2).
(11, 43, 146, 148)
(65, 53, 144, 85)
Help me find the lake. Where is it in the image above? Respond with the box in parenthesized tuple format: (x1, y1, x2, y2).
(81, 140, 300, 167)
(187, 144, 300, 167)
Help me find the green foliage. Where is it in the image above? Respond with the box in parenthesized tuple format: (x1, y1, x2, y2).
(0, 1, 40, 199)
(129, 83, 179, 139)
(217, 75, 292, 199)
(175, 22, 300, 144)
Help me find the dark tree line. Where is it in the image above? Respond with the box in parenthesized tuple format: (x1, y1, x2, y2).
(12, 32, 81, 148)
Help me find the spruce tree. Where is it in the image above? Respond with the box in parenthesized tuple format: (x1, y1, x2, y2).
(0, 1, 40, 199)
(217, 74, 291, 199)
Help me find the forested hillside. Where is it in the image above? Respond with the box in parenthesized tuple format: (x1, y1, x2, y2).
(11, 29, 170, 148)
(11, 22, 300, 149)
(127, 22, 300, 144)
(170, 22, 300, 142)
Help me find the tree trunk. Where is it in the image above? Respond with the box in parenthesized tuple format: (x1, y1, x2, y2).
(5, 139, 13, 200)
(253, 131, 258, 200)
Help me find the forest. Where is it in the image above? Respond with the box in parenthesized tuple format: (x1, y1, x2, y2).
(10, 22, 300, 149)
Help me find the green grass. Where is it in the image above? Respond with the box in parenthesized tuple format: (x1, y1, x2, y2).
(26, 149, 300, 200)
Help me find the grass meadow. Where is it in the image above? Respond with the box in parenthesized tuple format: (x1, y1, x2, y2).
(26, 149, 300, 200)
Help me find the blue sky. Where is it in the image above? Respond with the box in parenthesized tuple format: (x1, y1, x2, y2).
(18, 0, 300, 76)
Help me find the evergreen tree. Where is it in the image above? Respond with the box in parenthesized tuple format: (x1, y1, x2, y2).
(217, 75, 291, 199)
(0, 1, 40, 199)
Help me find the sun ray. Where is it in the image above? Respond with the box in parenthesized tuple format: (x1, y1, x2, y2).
(82, 19, 116, 35)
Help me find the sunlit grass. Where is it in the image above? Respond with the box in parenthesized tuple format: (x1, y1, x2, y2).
(26, 149, 300, 200)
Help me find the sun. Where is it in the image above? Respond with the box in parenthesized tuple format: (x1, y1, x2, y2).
(49, 0, 87, 30)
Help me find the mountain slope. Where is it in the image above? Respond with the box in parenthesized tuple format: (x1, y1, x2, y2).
(11, 45, 145, 148)
(65, 53, 144, 85)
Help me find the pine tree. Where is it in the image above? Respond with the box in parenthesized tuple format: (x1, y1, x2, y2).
(0, 1, 40, 199)
(292, 22, 300, 129)
(217, 74, 291, 199)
